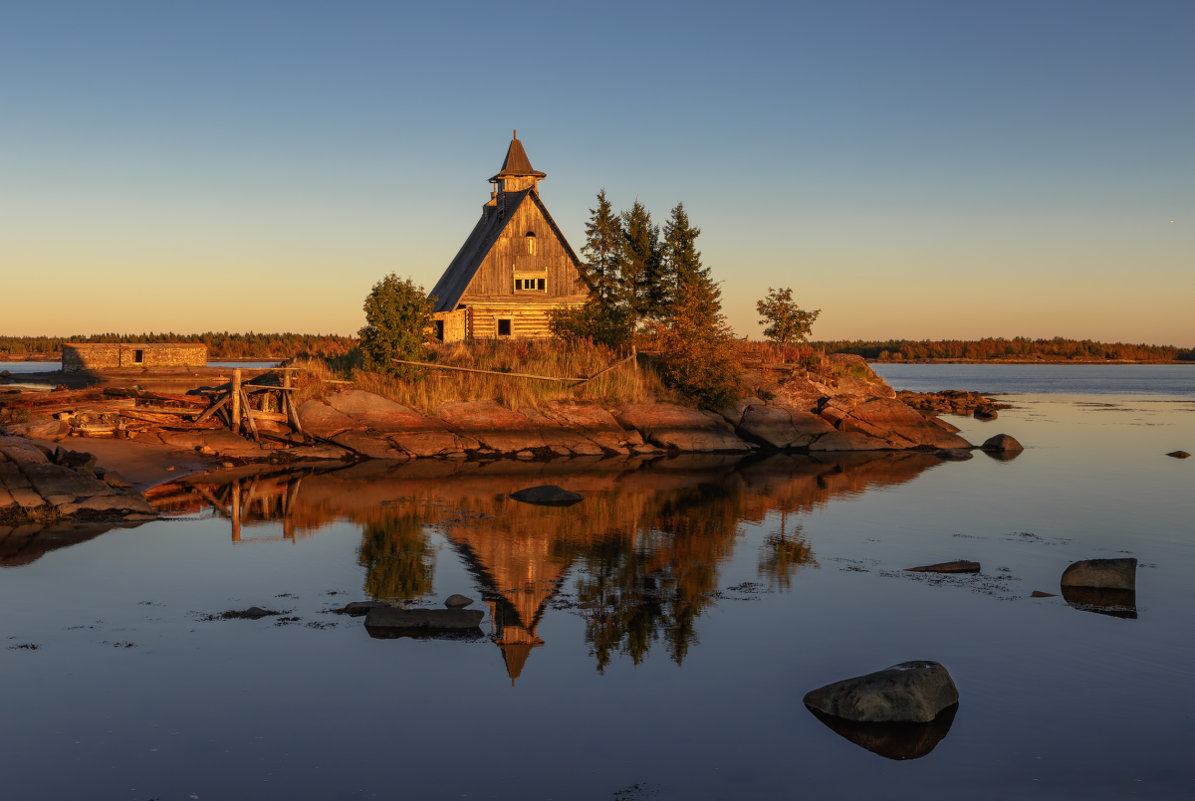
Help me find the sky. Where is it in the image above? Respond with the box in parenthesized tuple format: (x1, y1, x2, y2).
(2, 0, 1192, 346)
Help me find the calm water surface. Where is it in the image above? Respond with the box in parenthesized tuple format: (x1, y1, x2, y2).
(873, 362, 1194, 396)
(2, 387, 1194, 799)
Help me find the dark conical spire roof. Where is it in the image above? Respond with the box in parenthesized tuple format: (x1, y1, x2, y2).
(492, 130, 546, 179)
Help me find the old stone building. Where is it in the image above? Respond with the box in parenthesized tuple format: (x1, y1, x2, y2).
(429, 132, 589, 342)
(62, 343, 207, 372)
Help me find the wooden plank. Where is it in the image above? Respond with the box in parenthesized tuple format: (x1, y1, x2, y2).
(196, 394, 230, 424)
(239, 388, 259, 443)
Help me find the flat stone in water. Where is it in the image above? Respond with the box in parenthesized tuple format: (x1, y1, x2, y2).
(905, 560, 980, 574)
(1166, 450, 1190, 459)
(444, 594, 474, 609)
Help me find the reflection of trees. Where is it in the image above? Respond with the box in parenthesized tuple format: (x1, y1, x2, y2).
(757, 514, 816, 591)
(151, 452, 946, 678)
(358, 511, 436, 601)
(574, 480, 746, 672)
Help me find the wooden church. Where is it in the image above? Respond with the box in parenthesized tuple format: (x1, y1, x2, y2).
(429, 131, 589, 342)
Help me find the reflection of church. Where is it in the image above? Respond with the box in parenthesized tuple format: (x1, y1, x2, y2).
(144, 452, 949, 682)
(444, 519, 571, 685)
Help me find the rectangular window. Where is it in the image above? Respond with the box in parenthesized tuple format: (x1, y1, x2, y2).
(434, 320, 444, 342)
(497, 319, 512, 337)
(133, 349, 144, 364)
(514, 277, 546, 292)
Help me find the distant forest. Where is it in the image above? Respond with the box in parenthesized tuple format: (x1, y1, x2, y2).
(3, 333, 1192, 363)
(814, 337, 1195, 362)
(0, 332, 357, 360)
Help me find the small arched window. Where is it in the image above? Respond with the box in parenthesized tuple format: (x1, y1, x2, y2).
(525, 231, 536, 255)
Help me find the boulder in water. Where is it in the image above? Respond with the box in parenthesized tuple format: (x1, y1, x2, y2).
(803, 661, 959, 724)
(509, 485, 583, 507)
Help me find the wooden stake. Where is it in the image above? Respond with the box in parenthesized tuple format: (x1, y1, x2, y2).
(230, 369, 242, 433)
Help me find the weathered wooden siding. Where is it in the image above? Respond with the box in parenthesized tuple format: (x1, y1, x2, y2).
(433, 309, 469, 343)
(466, 301, 585, 340)
(459, 199, 588, 304)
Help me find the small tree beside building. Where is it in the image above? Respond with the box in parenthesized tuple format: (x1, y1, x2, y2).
(359, 273, 434, 378)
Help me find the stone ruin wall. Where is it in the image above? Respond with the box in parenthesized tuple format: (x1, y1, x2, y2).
(62, 343, 207, 372)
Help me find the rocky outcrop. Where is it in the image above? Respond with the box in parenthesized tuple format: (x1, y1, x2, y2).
(897, 389, 1006, 420)
(3, 361, 982, 464)
(616, 403, 754, 453)
(803, 661, 960, 724)
(1, 437, 155, 523)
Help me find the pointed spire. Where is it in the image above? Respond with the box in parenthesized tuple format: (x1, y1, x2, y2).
(491, 130, 546, 181)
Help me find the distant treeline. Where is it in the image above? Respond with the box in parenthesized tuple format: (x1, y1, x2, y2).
(0, 332, 358, 360)
(814, 337, 1195, 362)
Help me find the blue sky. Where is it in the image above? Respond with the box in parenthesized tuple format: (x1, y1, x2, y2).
(2, 0, 1192, 344)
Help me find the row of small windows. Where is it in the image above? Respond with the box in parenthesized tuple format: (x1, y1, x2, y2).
(515, 277, 545, 291)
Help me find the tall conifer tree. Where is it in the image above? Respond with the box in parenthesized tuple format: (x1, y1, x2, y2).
(620, 200, 660, 322)
(581, 189, 623, 307)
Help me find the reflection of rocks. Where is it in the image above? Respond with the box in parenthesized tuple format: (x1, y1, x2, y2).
(509, 484, 583, 507)
(1061, 586, 1138, 619)
(150, 451, 955, 677)
(803, 661, 959, 723)
(1061, 558, 1136, 591)
(905, 560, 980, 574)
(809, 704, 958, 760)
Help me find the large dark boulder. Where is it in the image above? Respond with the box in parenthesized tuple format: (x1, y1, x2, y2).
(803, 661, 959, 724)
(509, 485, 583, 507)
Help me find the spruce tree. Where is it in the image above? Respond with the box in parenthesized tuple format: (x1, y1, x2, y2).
(620, 200, 660, 323)
(580, 189, 623, 307)
(653, 203, 740, 408)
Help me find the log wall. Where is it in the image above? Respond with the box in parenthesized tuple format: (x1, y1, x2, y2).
(466, 301, 585, 340)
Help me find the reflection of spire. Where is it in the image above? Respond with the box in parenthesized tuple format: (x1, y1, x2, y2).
(449, 529, 566, 685)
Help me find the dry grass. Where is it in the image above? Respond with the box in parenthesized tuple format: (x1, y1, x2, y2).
(287, 339, 666, 413)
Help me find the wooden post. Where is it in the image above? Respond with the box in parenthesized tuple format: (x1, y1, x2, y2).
(230, 369, 242, 433)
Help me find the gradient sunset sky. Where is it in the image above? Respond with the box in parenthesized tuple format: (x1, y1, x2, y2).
(3, 1, 1192, 345)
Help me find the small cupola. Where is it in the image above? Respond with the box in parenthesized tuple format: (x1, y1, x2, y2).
(489, 130, 547, 196)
